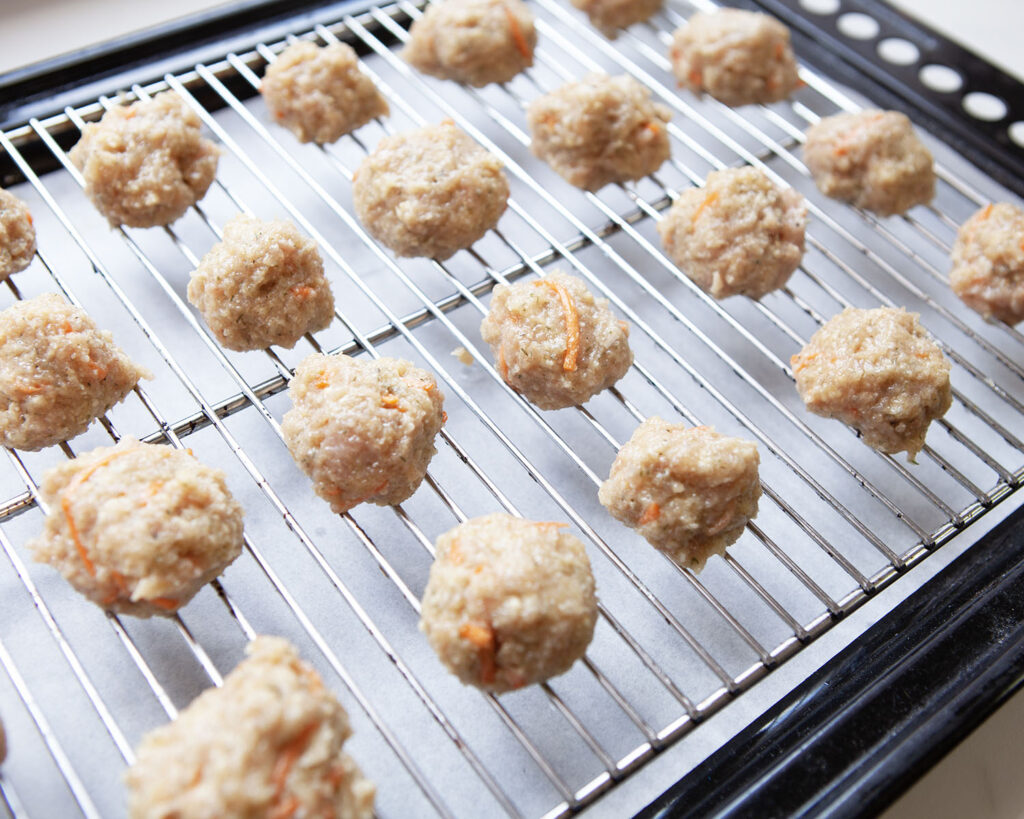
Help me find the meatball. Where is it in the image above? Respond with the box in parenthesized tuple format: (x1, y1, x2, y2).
(261, 41, 389, 144)
(352, 120, 509, 259)
(0, 188, 36, 280)
(420, 513, 598, 693)
(69, 92, 219, 228)
(125, 636, 375, 819)
(658, 167, 806, 299)
(803, 110, 934, 216)
(791, 307, 952, 458)
(29, 438, 244, 618)
(403, 0, 536, 87)
(599, 418, 761, 571)
(527, 73, 671, 191)
(187, 214, 334, 351)
(480, 271, 632, 409)
(0, 293, 149, 451)
(669, 9, 800, 107)
(950, 202, 1024, 324)
(282, 353, 445, 514)
(570, 0, 662, 37)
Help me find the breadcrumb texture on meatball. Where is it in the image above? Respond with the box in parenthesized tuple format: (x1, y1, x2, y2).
(69, 91, 219, 228)
(658, 167, 806, 299)
(599, 418, 761, 571)
(950, 202, 1024, 325)
(420, 513, 598, 692)
(527, 73, 671, 191)
(791, 307, 952, 458)
(403, 0, 536, 87)
(670, 9, 800, 106)
(125, 636, 375, 819)
(0, 188, 36, 280)
(571, 0, 663, 36)
(0, 293, 150, 451)
(352, 120, 509, 259)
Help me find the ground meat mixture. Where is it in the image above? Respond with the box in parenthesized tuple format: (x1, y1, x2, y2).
(0, 294, 149, 451)
(791, 307, 952, 459)
(0, 188, 36, 280)
(69, 92, 219, 228)
(480, 271, 633, 409)
(950, 202, 1024, 325)
(803, 109, 934, 216)
(352, 120, 509, 259)
(420, 513, 598, 692)
(125, 636, 375, 819)
(571, 0, 662, 37)
(282, 353, 445, 514)
(599, 418, 761, 571)
(403, 0, 536, 87)
(669, 9, 800, 107)
(527, 73, 671, 191)
(658, 167, 806, 299)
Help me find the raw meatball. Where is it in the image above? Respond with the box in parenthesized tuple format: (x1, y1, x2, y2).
(527, 73, 671, 191)
(480, 271, 632, 409)
(403, 0, 536, 87)
(69, 92, 219, 228)
(125, 636, 375, 819)
(599, 418, 761, 571)
(658, 167, 806, 299)
(803, 110, 934, 216)
(29, 438, 244, 618)
(187, 214, 334, 351)
(791, 307, 952, 458)
(282, 353, 445, 514)
(950, 202, 1024, 324)
(261, 41, 389, 144)
(420, 513, 598, 692)
(352, 120, 509, 259)
(0, 293, 149, 451)
(669, 9, 800, 106)
(571, 0, 662, 37)
(0, 188, 36, 279)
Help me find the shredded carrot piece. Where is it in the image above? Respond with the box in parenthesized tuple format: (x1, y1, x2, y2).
(643, 122, 660, 137)
(274, 111, 286, 121)
(498, 343, 509, 381)
(441, 410, 449, 424)
(62, 320, 73, 334)
(688, 68, 702, 88)
(62, 449, 134, 578)
(14, 383, 46, 396)
(381, 393, 404, 411)
(348, 479, 389, 509)
(505, 6, 531, 60)
(290, 284, 313, 299)
(26, 212, 33, 226)
(637, 502, 660, 526)
(691, 190, 719, 224)
(980, 203, 994, 220)
(149, 597, 180, 611)
(269, 795, 300, 819)
(271, 721, 320, 807)
(314, 368, 330, 389)
(535, 280, 580, 372)
(449, 539, 464, 564)
(123, 108, 136, 119)
(459, 621, 497, 684)
(791, 351, 817, 373)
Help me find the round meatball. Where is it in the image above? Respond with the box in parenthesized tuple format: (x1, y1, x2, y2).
(29, 438, 244, 618)
(69, 91, 219, 228)
(527, 73, 671, 191)
(261, 41, 389, 144)
(571, 0, 662, 37)
(950, 202, 1024, 325)
(803, 110, 934, 216)
(670, 9, 800, 107)
(599, 418, 761, 571)
(0, 293, 149, 451)
(480, 271, 632, 409)
(0, 188, 36, 280)
(403, 0, 536, 87)
(791, 307, 952, 458)
(352, 121, 509, 259)
(658, 167, 806, 299)
(282, 353, 445, 514)
(187, 214, 334, 351)
(420, 513, 598, 692)
(125, 636, 375, 819)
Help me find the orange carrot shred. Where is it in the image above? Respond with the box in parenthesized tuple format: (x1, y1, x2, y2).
(381, 393, 404, 411)
(271, 721, 320, 806)
(459, 622, 497, 684)
(535, 280, 580, 372)
(638, 502, 660, 526)
(62, 449, 134, 578)
(26, 213, 33, 226)
(691, 190, 719, 224)
(290, 284, 313, 299)
(270, 795, 300, 819)
(149, 597, 180, 611)
(688, 68, 702, 88)
(442, 410, 449, 424)
(505, 7, 531, 60)
(498, 343, 509, 381)
(644, 122, 660, 137)
(980, 203, 994, 220)
(62, 320, 73, 334)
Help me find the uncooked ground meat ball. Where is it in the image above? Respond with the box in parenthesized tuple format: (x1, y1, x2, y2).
(658, 167, 806, 299)
(403, 0, 536, 87)
(527, 73, 671, 191)
(571, 0, 662, 36)
(69, 92, 219, 228)
(352, 121, 509, 259)
(125, 636, 375, 819)
(0, 188, 36, 280)
(670, 9, 800, 106)
(29, 438, 244, 618)
(480, 271, 632, 409)
(261, 41, 389, 144)
(187, 214, 334, 351)
(950, 202, 1024, 324)
(0, 293, 149, 451)
(803, 110, 934, 216)
(420, 513, 598, 692)
(599, 418, 761, 571)
(282, 353, 445, 514)
(791, 307, 951, 458)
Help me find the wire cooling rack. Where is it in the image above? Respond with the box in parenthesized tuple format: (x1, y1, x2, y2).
(1, 0, 1023, 816)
